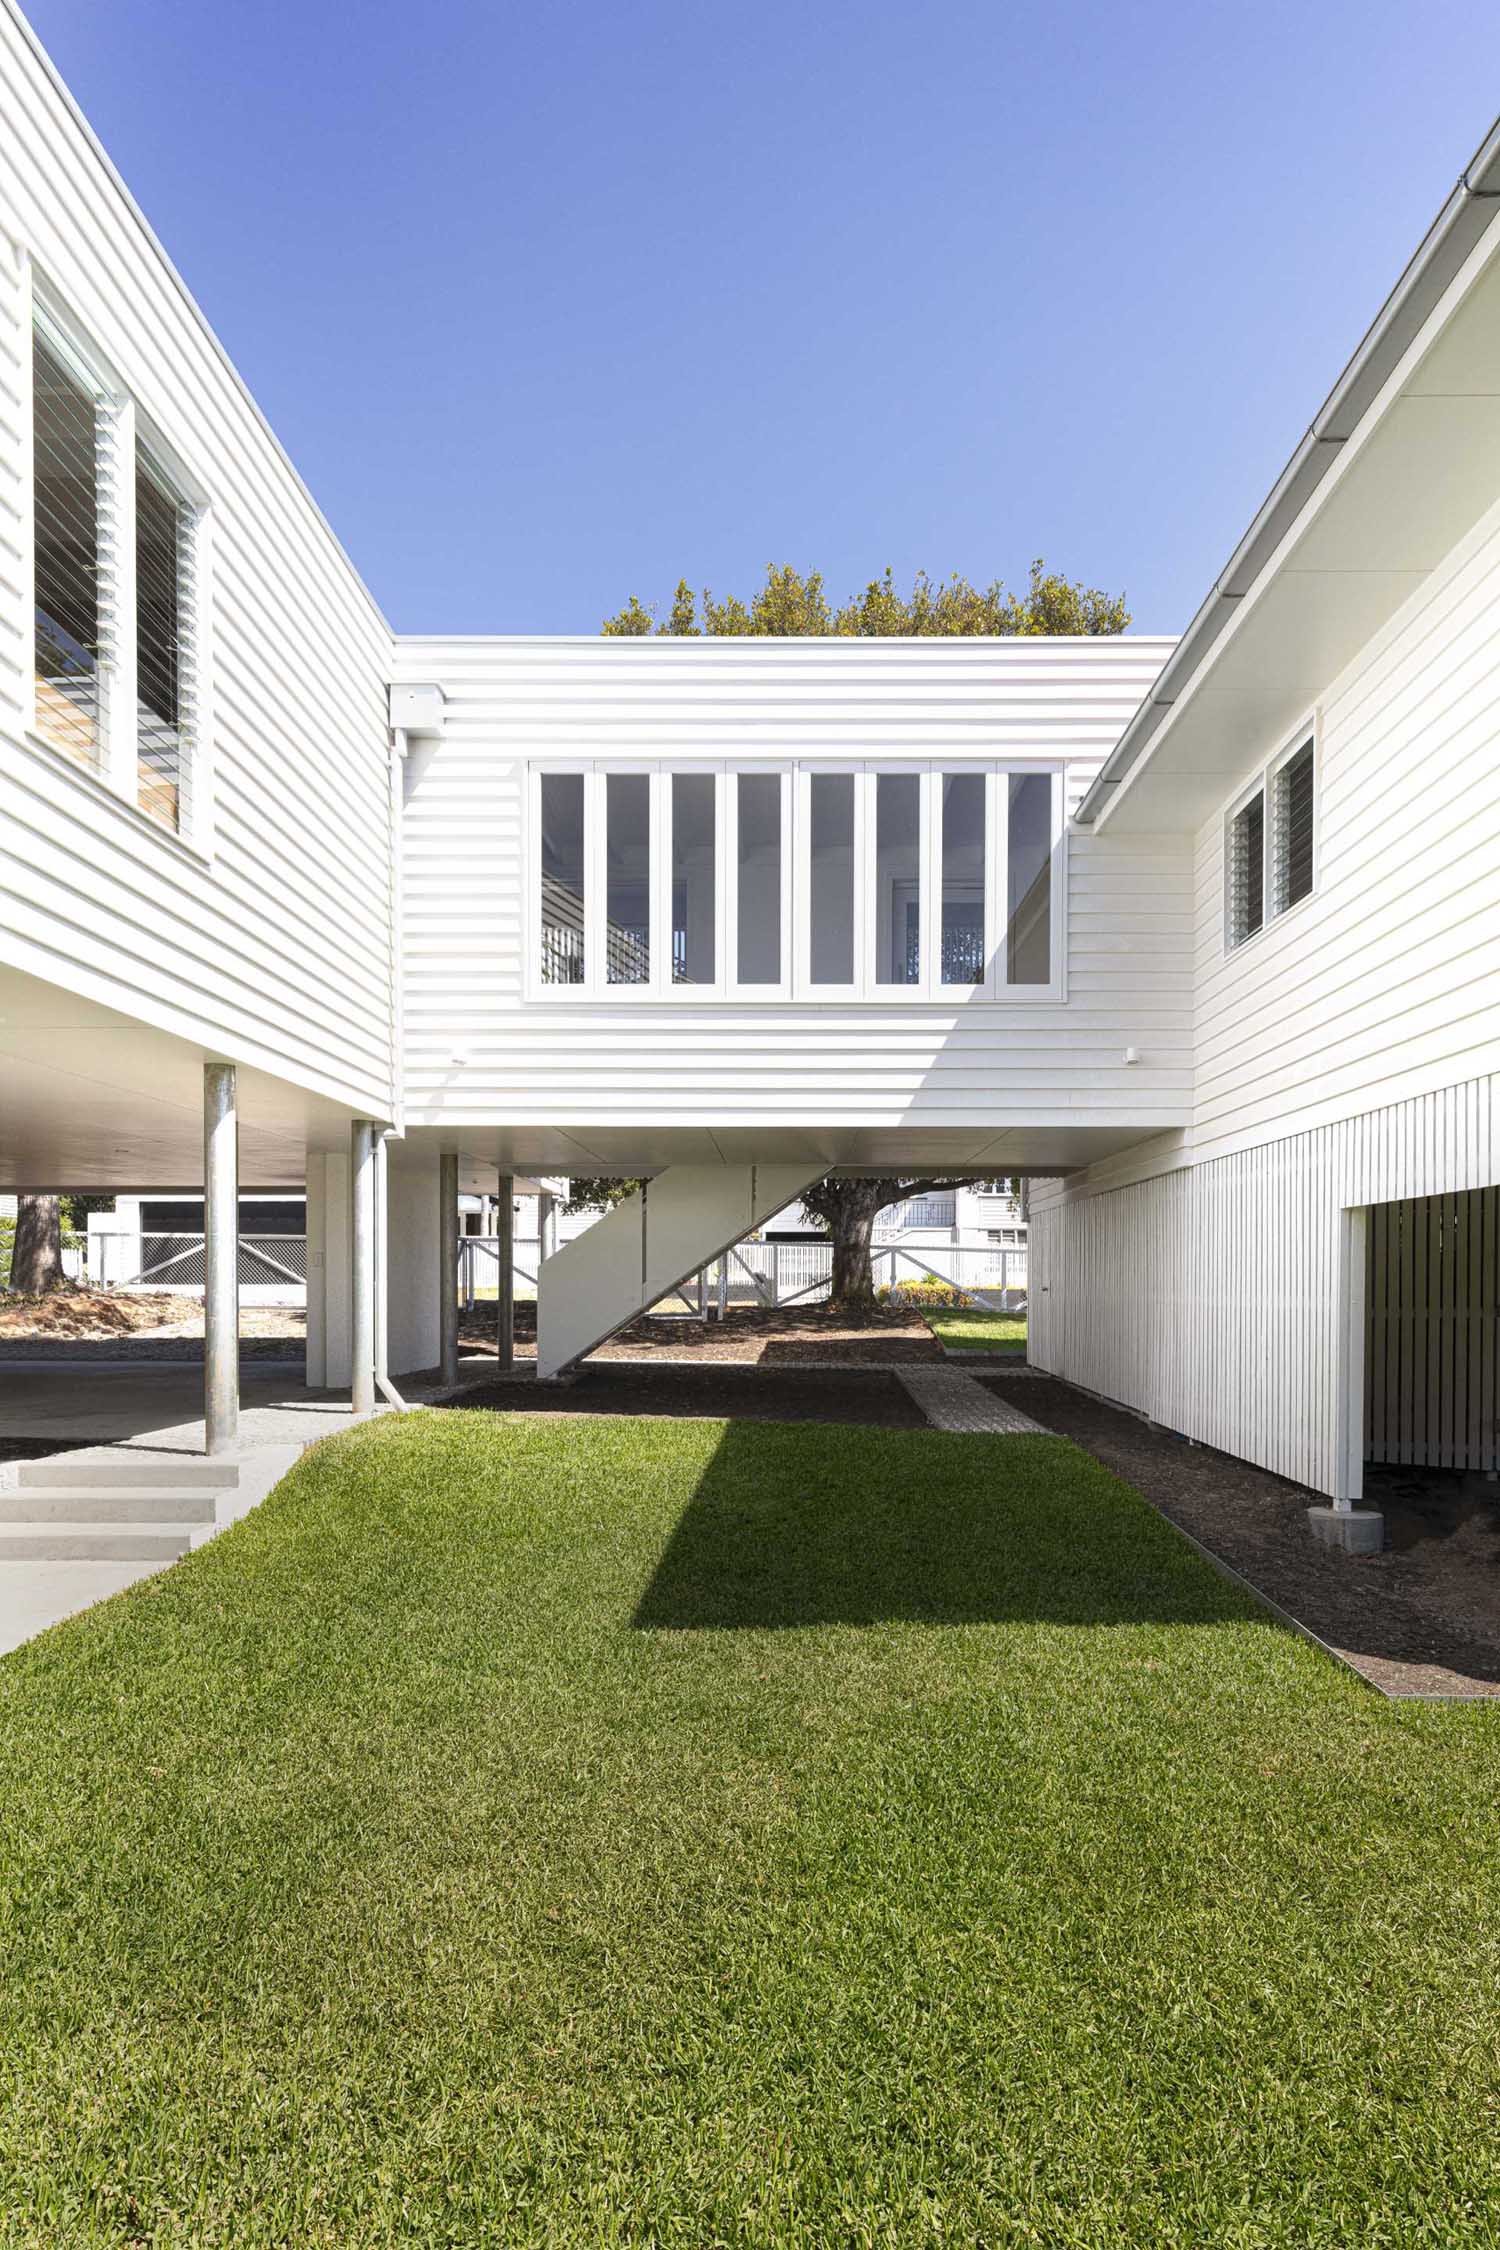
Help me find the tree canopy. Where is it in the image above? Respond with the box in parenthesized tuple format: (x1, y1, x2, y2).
(602, 560, 1129, 640)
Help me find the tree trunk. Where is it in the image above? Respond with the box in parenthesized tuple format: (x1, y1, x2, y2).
(827, 1185, 882, 1308)
(10, 1193, 64, 1294)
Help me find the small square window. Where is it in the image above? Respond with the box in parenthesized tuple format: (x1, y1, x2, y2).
(1227, 789, 1264, 948)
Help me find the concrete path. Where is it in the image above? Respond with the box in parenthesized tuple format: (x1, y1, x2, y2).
(0, 1360, 456, 1655)
(896, 1367, 1049, 1434)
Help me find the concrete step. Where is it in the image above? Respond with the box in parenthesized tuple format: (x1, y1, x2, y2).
(0, 1524, 197, 1562)
(0, 1487, 218, 1525)
(16, 1458, 240, 1491)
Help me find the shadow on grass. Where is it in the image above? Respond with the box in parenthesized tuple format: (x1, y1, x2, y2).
(632, 1418, 1256, 1632)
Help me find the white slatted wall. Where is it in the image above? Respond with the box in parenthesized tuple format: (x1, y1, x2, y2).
(1029, 1073, 1500, 1496)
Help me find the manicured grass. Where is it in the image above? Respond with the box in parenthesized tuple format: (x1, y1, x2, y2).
(923, 1306, 1028, 1352)
(1, 1412, 1499, 2244)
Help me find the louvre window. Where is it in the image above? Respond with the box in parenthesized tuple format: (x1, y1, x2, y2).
(32, 329, 101, 766)
(1227, 789, 1265, 948)
(136, 446, 189, 830)
(532, 763, 1061, 998)
(1272, 740, 1314, 914)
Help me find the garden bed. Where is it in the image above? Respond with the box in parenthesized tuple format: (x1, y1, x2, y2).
(982, 1369, 1500, 1698)
(456, 1299, 941, 1364)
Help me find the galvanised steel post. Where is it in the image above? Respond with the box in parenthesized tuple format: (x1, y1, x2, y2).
(351, 1119, 376, 1417)
(203, 1060, 239, 1455)
(497, 1171, 515, 1373)
(439, 1152, 459, 1387)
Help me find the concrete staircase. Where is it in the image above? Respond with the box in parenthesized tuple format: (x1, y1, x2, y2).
(0, 1458, 237, 1561)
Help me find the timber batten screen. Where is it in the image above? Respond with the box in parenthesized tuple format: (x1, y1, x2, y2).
(1367, 1191, 1500, 1473)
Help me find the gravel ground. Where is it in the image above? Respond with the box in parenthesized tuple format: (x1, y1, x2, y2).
(981, 1370, 1500, 1699)
(0, 1306, 304, 1363)
(441, 1362, 927, 1428)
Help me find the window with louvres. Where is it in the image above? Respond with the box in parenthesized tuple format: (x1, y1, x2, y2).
(1227, 789, 1265, 948)
(136, 445, 192, 832)
(1272, 740, 1314, 915)
(31, 328, 102, 769)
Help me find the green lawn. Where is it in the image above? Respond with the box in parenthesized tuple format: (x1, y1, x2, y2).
(923, 1306, 1028, 1352)
(2, 1412, 1499, 2245)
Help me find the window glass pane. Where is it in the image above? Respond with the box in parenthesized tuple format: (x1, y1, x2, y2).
(875, 773, 921, 986)
(136, 452, 184, 830)
(32, 330, 101, 768)
(540, 773, 585, 983)
(737, 773, 781, 984)
(1274, 743, 1314, 913)
(606, 773, 651, 983)
(940, 771, 986, 985)
(1229, 790, 1265, 947)
(671, 773, 716, 984)
(1007, 772, 1053, 985)
(809, 773, 855, 984)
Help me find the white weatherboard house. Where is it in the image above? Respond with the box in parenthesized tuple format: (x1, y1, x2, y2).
(2, 3, 1499, 1546)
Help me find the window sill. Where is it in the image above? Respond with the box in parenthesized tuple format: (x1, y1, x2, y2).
(21, 730, 212, 869)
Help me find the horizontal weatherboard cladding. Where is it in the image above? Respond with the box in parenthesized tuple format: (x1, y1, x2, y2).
(393, 635, 1189, 1134)
(0, 1, 395, 1115)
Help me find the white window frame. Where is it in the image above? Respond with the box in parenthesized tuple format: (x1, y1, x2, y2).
(727, 764, 793, 998)
(527, 759, 1067, 1003)
(23, 268, 214, 857)
(1222, 713, 1319, 956)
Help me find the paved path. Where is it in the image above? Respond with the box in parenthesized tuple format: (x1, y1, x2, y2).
(896, 1367, 1049, 1434)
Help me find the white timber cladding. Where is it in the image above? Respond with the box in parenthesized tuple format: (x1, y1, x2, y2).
(1028, 465, 1500, 1494)
(0, 1, 395, 1115)
(393, 635, 1190, 1132)
(1030, 1075, 1500, 1497)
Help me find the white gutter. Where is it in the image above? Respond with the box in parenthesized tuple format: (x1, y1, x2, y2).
(1077, 113, 1500, 827)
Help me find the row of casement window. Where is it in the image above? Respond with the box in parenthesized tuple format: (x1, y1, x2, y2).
(536, 764, 1062, 998)
(1226, 738, 1315, 950)
(30, 310, 198, 836)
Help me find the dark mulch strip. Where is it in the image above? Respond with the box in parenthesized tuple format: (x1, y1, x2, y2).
(439, 1362, 927, 1429)
(982, 1372, 1500, 1699)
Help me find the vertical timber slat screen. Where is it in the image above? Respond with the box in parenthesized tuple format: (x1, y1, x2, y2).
(1367, 1190, 1500, 1471)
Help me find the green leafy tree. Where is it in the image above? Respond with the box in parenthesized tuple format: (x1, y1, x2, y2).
(603, 558, 1128, 639)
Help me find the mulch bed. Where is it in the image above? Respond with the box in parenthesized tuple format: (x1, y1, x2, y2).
(439, 1362, 926, 1429)
(456, 1302, 940, 1366)
(983, 1371, 1500, 1699)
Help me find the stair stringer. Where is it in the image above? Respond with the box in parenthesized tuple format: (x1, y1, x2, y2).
(536, 1162, 824, 1380)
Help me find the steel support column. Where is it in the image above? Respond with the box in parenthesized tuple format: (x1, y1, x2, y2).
(439, 1152, 459, 1386)
(351, 1119, 377, 1417)
(497, 1171, 515, 1373)
(203, 1060, 239, 1455)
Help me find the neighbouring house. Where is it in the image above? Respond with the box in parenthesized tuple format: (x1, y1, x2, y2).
(2, 0, 1498, 1546)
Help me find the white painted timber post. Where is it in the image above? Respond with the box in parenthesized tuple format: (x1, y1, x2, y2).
(538, 1187, 554, 1265)
(439, 1153, 459, 1387)
(350, 1120, 376, 1417)
(497, 1171, 515, 1373)
(203, 1060, 239, 1455)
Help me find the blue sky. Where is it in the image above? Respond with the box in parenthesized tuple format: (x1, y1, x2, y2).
(24, 0, 1500, 636)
